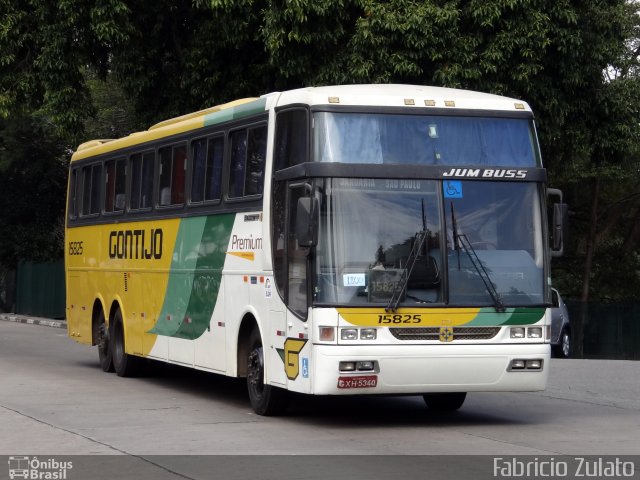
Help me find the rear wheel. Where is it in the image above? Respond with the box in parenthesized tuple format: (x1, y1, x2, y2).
(96, 310, 113, 372)
(247, 327, 287, 416)
(111, 308, 140, 377)
(423, 392, 467, 412)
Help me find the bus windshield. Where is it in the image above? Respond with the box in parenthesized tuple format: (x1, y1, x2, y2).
(313, 112, 540, 167)
(312, 178, 545, 307)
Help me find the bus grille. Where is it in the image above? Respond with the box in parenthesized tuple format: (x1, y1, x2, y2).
(389, 327, 502, 341)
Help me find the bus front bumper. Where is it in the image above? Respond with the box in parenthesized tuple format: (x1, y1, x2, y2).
(310, 343, 550, 395)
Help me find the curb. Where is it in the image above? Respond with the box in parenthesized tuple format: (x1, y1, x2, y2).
(0, 313, 67, 329)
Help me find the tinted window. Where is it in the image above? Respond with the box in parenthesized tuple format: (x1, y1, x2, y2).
(81, 164, 102, 216)
(228, 125, 267, 198)
(104, 158, 126, 213)
(275, 109, 308, 171)
(159, 144, 186, 206)
(191, 136, 223, 203)
(130, 152, 154, 210)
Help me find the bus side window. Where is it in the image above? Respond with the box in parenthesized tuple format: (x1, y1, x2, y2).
(104, 158, 126, 213)
(274, 109, 308, 171)
(159, 144, 186, 206)
(80, 163, 102, 216)
(130, 152, 154, 210)
(68, 168, 79, 219)
(228, 124, 267, 198)
(228, 130, 247, 198)
(191, 136, 223, 203)
(206, 137, 223, 201)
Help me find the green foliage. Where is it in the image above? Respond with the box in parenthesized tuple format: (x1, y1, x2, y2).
(0, 114, 67, 269)
(0, 0, 638, 301)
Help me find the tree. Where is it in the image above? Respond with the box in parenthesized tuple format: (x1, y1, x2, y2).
(0, 113, 68, 270)
(0, 0, 639, 302)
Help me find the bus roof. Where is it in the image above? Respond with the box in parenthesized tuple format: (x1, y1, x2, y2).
(71, 97, 261, 162)
(71, 84, 532, 162)
(272, 84, 532, 113)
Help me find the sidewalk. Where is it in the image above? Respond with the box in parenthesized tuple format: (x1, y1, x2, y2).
(0, 313, 66, 329)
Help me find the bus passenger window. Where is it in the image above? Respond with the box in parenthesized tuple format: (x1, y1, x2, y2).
(104, 158, 125, 213)
(229, 130, 247, 198)
(130, 152, 154, 210)
(81, 164, 102, 216)
(245, 126, 267, 196)
(229, 125, 267, 198)
(206, 137, 223, 201)
(68, 169, 79, 219)
(191, 136, 223, 203)
(159, 144, 186, 206)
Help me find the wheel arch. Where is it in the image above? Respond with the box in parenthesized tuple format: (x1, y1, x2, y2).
(236, 311, 260, 378)
(90, 297, 107, 346)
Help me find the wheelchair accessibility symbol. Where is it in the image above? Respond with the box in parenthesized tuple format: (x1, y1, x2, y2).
(443, 180, 463, 198)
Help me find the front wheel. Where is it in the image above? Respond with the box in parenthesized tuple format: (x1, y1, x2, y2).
(246, 327, 287, 416)
(423, 392, 467, 412)
(553, 328, 571, 358)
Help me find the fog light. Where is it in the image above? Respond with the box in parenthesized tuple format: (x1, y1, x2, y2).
(360, 328, 377, 340)
(526, 359, 543, 370)
(319, 327, 335, 341)
(510, 359, 526, 370)
(510, 327, 525, 339)
(356, 361, 374, 371)
(339, 361, 356, 372)
(528, 327, 543, 338)
(341, 329, 358, 340)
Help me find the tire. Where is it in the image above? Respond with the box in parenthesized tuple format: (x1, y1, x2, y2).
(423, 392, 467, 412)
(246, 327, 287, 416)
(554, 328, 571, 358)
(96, 309, 113, 372)
(111, 308, 140, 377)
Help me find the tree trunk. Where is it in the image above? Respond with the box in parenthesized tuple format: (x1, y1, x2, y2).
(581, 177, 600, 303)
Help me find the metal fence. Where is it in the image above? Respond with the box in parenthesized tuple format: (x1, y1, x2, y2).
(567, 302, 640, 360)
(15, 261, 65, 319)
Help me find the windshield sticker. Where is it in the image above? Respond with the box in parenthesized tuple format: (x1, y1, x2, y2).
(443, 180, 463, 198)
(343, 273, 366, 287)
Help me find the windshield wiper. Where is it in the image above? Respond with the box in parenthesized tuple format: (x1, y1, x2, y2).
(386, 200, 433, 312)
(385, 229, 429, 313)
(451, 202, 505, 313)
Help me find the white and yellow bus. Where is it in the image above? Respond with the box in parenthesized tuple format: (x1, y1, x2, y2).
(66, 84, 564, 415)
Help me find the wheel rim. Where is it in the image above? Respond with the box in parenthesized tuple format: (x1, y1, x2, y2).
(247, 346, 265, 400)
(562, 332, 570, 357)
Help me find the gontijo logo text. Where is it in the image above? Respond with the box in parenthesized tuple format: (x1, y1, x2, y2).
(8, 456, 73, 479)
(108, 229, 163, 259)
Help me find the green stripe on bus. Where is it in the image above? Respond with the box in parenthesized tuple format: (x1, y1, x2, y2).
(203, 98, 267, 128)
(466, 307, 546, 326)
(149, 214, 234, 339)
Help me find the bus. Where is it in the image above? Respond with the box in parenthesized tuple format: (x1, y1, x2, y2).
(65, 84, 565, 415)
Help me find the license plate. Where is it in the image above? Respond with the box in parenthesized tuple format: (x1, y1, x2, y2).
(337, 375, 378, 389)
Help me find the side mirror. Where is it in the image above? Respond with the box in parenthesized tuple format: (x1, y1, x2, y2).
(295, 197, 319, 247)
(547, 188, 568, 257)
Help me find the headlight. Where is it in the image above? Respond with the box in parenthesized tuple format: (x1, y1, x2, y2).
(360, 328, 377, 340)
(527, 327, 543, 338)
(340, 329, 358, 340)
(510, 327, 525, 339)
